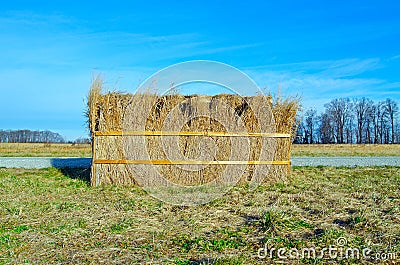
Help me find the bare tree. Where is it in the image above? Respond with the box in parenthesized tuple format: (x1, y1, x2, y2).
(379, 101, 388, 144)
(318, 113, 335, 143)
(295, 121, 306, 144)
(73, 137, 91, 144)
(353, 98, 373, 143)
(304, 108, 317, 144)
(324, 98, 352, 143)
(345, 117, 355, 144)
(384, 98, 398, 144)
(395, 123, 400, 143)
(364, 106, 374, 143)
(371, 104, 381, 143)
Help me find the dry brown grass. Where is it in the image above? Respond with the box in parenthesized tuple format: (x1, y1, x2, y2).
(0, 143, 91, 157)
(292, 144, 400, 157)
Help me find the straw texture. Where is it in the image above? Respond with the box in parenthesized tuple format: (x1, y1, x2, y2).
(87, 77, 299, 187)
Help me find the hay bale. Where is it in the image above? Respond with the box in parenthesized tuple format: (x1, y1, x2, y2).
(87, 77, 299, 187)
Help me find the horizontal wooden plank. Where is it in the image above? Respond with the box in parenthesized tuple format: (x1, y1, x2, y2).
(94, 131, 291, 138)
(93, 159, 291, 165)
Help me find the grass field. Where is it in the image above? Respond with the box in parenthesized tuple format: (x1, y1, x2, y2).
(0, 166, 399, 264)
(292, 144, 400, 157)
(1, 143, 399, 158)
(0, 143, 91, 157)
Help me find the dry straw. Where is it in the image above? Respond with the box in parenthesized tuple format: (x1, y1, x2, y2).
(87, 77, 300, 187)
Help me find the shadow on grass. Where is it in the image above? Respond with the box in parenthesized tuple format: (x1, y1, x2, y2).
(50, 158, 92, 184)
(58, 167, 91, 184)
(186, 258, 219, 265)
(50, 158, 91, 168)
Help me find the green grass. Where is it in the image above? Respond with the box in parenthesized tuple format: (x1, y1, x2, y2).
(0, 167, 399, 264)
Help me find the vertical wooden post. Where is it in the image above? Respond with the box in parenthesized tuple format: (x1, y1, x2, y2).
(91, 133, 97, 187)
(287, 137, 291, 175)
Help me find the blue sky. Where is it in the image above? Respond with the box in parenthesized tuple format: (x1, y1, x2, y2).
(1, 1, 399, 141)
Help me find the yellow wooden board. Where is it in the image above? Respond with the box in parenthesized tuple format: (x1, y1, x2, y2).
(94, 131, 291, 138)
(93, 159, 290, 165)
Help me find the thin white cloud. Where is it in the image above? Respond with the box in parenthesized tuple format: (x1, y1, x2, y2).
(189, 42, 265, 56)
(390, 55, 400, 60)
(318, 58, 381, 77)
(376, 81, 400, 90)
(0, 10, 76, 25)
(244, 58, 399, 111)
(75, 31, 201, 46)
(248, 58, 381, 77)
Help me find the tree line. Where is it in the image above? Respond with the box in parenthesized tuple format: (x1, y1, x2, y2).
(0, 129, 66, 143)
(296, 98, 399, 144)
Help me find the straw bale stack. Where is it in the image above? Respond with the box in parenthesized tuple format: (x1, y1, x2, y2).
(87, 77, 299, 187)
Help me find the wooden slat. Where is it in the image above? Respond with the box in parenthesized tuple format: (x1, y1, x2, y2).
(94, 131, 291, 138)
(94, 159, 291, 165)
(91, 133, 98, 187)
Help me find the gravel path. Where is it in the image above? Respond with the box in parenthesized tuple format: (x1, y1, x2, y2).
(0, 157, 92, 169)
(0, 156, 398, 169)
(291, 156, 399, 167)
